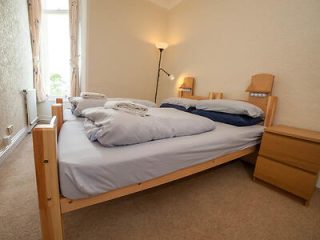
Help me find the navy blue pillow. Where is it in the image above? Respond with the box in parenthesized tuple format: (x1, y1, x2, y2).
(160, 103, 195, 113)
(192, 109, 263, 126)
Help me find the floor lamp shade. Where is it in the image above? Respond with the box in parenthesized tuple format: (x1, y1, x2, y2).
(156, 42, 168, 50)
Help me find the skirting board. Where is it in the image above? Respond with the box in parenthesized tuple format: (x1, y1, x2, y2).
(0, 127, 28, 166)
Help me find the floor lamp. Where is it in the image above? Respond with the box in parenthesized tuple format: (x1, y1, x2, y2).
(154, 42, 175, 103)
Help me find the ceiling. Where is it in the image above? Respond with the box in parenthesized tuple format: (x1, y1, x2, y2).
(148, 0, 183, 10)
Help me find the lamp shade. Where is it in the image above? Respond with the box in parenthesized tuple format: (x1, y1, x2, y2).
(156, 42, 168, 50)
(169, 74, 175, 81)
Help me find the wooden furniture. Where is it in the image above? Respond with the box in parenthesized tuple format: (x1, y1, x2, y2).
(32, 74, 278, 239)
(254, 125, 320, 205)
(241, 73, 276, 165)
(246, 73, 276, 128)
(178, 77, 224, 100)
(178, 77, 195, 98)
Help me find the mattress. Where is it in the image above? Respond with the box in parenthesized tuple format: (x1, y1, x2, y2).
(58, 119, 264, 199)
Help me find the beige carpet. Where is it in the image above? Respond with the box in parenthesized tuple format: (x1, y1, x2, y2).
(0, 135, 319, 240)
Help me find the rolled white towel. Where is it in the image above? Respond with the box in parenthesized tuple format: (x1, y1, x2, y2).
(80, 92, 106, 99)
(104, 101, 149, 117)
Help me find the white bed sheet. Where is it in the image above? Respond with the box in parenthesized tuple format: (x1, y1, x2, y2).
(58, 119, 264, 199)
(63, 108, 78, 121)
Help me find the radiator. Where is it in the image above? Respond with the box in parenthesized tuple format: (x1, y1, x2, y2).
(23, 89, 38, 132)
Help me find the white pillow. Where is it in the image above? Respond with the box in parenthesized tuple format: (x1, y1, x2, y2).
(69, 97, 82, 110)
(161, 97, 198, 109)
(196, 99, 264, 118)
(69, 97, 107, 116)
(107, 98, 156, 108)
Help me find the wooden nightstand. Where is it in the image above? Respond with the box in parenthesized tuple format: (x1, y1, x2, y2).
(254, 125, 320, 205)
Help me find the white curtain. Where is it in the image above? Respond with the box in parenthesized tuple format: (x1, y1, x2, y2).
(27, 0, 47, 102)
(69, 0, 80, 97)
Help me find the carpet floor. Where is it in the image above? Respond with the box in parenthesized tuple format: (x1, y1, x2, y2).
(0, 135, 319, 240)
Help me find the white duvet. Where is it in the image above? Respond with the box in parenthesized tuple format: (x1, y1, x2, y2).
(83, 107, 216, 147)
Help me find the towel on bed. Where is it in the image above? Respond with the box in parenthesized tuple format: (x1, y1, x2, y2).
(80, 92, 106, 99)
(107, 98, 156, 108)
(82, 107, 216, 147)
(104, 101, 149, 117)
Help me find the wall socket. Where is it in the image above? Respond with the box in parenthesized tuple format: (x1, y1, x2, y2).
(6, 125, 13, 135)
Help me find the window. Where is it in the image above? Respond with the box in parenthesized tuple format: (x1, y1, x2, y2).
(41, 0, 70, 97)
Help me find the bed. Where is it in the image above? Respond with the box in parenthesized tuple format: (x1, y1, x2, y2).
(32, 74, 277, 240)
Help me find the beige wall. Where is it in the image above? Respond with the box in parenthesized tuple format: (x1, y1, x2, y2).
(86, 0, 168, 100)
(160, 0, 320, 131)
(0, 0, 33, 140)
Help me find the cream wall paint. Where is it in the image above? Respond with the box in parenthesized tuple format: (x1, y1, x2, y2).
(0, 0, 33, 139)
(148, 0, 183, 9)
(160, 0, 320, 131)
(86, 0, 168, 100)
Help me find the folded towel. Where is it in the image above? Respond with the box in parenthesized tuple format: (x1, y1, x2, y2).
(107, 98, 156, 107)
(80, 92, 106, 99)
(104, 101, 149, 117)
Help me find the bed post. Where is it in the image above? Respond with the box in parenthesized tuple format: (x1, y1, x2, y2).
(56, 98, 63, 104)
(51, 103, 63, 134)
(208, 92, 223, 99)
(264, 96, 278, 127)
(32, 117, 64, 240)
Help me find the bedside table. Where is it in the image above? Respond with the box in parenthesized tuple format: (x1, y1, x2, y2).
(254, 125, 320, 205)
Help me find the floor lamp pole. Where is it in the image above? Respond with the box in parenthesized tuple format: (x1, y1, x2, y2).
(154, 48, 163, 103)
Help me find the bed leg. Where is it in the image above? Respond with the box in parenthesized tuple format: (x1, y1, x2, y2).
(32, 120, 64, 240)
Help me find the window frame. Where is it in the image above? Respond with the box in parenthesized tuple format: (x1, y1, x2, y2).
(41, 6, 71, 99)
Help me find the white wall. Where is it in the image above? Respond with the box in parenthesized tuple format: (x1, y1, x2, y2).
(161, 0, 320, 188)
(160, 0, 320, 132)
(85, 0, 168, 100)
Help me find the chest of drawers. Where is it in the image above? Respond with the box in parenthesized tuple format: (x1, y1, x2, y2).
(254, 125, 320, 205)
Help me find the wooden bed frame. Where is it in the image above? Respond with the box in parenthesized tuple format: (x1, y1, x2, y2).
(32, 74, 277, 239)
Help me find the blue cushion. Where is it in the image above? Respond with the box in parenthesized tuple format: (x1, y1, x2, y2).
(160, 103, 195, 112)
(192, 109, 263, 126)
